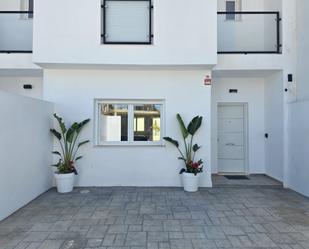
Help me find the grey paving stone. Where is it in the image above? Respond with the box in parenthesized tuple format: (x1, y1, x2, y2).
(107, 225, 128, 234)
(168, 232, 183, 239)
(125, 232, 147, 246)
(170, 239, 193, 249)
(191, 239, 216, 249)
(129, 225, 142, 231)
(23, 232, 50, 242)
(0, 185, 309, 249)
(37, 240, 64, 249)
(86, 225, 109, 238)
(163, 220, 181, 232)
(204, 226, 226, 239)
(86, 238, 103, 247)
(147, 231, 169, 242)
(221, 226, 245, 236)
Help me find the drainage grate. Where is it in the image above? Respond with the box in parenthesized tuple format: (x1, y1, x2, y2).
(224, 175, 250, 180)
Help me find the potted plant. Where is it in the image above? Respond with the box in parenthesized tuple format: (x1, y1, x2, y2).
(164, 114, 203, 192)
(50, 114, 90, 193)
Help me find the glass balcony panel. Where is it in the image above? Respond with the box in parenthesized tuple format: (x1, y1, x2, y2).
(0, 13, 33, 52)
(218, 13, 279, 53)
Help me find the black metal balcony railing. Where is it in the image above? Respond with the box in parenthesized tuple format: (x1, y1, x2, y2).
(0, 11, 33, 53)
(217, 11, 281, 54)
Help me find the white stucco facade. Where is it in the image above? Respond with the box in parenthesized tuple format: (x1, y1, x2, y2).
(43, 69, 212, 187)
(0, 0, 309, 200)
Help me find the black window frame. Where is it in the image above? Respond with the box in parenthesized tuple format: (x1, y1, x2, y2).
(28, 0, 33, 18)
(101, 0, 153, 45)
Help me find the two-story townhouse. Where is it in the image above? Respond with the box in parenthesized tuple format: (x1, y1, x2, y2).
(0, 0, 308, 195)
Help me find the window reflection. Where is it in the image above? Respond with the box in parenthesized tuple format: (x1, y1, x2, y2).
(100, 104, 128, 142)
(134, 104, 161, 141)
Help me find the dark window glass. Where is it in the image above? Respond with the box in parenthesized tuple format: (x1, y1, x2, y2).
(226, 1, 236, 20)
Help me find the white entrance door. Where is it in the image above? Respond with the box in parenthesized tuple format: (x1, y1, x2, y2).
(218, 104, 246, 174)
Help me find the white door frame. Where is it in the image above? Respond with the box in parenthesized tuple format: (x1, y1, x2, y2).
(217, 102, 249, 175)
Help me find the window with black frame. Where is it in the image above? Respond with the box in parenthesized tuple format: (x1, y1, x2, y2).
(102, 0, 153, 44)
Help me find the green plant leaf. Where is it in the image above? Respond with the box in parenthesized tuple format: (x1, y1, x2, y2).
(176, 114, 188, 139)
(52, 151, 61, 156)
(163, 137, 179, 148)
(187, 116, 203, 135)
(78, 140, 90, 148)
(77, 119, 90, 132)
(193, 144, 201, 152)
(50, 129, 61, 140)
(66, 127, 75, 143)
(178, 157, 186, 162)
(53, 113, 67, 134)
(75, 156, 83, 161)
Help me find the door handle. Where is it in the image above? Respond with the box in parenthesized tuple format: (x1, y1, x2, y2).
(226, 143, 235, 146)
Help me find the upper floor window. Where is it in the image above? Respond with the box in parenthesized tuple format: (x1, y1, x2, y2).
(95, 99, 164, 146)
(101, 0, 153, 44)
(225, 0, 241, 21)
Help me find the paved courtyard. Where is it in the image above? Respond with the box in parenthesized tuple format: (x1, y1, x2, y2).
(1, 186, 309, 249)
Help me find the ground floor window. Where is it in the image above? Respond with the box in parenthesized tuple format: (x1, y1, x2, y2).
(95, 99, 165, 146)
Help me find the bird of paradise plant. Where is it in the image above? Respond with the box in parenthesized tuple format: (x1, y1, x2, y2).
(50, 114, 90, 175)
(164, 114, 203, 175)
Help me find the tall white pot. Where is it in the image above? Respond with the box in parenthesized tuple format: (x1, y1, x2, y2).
(54, 173, 75, 193)
(182, 172, 200, 192)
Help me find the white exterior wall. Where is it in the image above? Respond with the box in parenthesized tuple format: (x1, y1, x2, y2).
(211, 77, 265, 174)
(264, 72, 284, 182)
(0, 90, 53, 221)
(287, 101, 309, 197)
(295, 0, 309, 101)
(43, 69, 212, 187)
(286, 0, 309, 197)
(33, 0, 217, 66)
(0, 76, 42, 99)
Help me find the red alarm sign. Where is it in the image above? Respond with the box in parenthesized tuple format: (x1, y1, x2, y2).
(204, 75, 212, 85)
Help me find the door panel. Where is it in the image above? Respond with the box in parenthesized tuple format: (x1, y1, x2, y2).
(218, 144, 244, 159)
(218, 119, 244, 133)
(219, 133, 244, 146)
(218, 105, 244, 119)
(218, 159, 245, 173)
(218, 104, 246, 174)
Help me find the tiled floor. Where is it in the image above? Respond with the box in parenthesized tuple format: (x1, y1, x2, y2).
(1, 184, 309, 249)
(212, 174, 283, 187)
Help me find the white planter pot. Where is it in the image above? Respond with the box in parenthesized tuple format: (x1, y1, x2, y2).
(54, 173, 75, 193)
(182, 172, 200, 192)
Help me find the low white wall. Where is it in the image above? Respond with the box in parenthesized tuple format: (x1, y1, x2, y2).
(0, 76, 43, 99)
(211, 76, 265, 174)
(287, 101, 309, 196)
(43, 69, 212, 187)
(0, 90, 54, 221)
